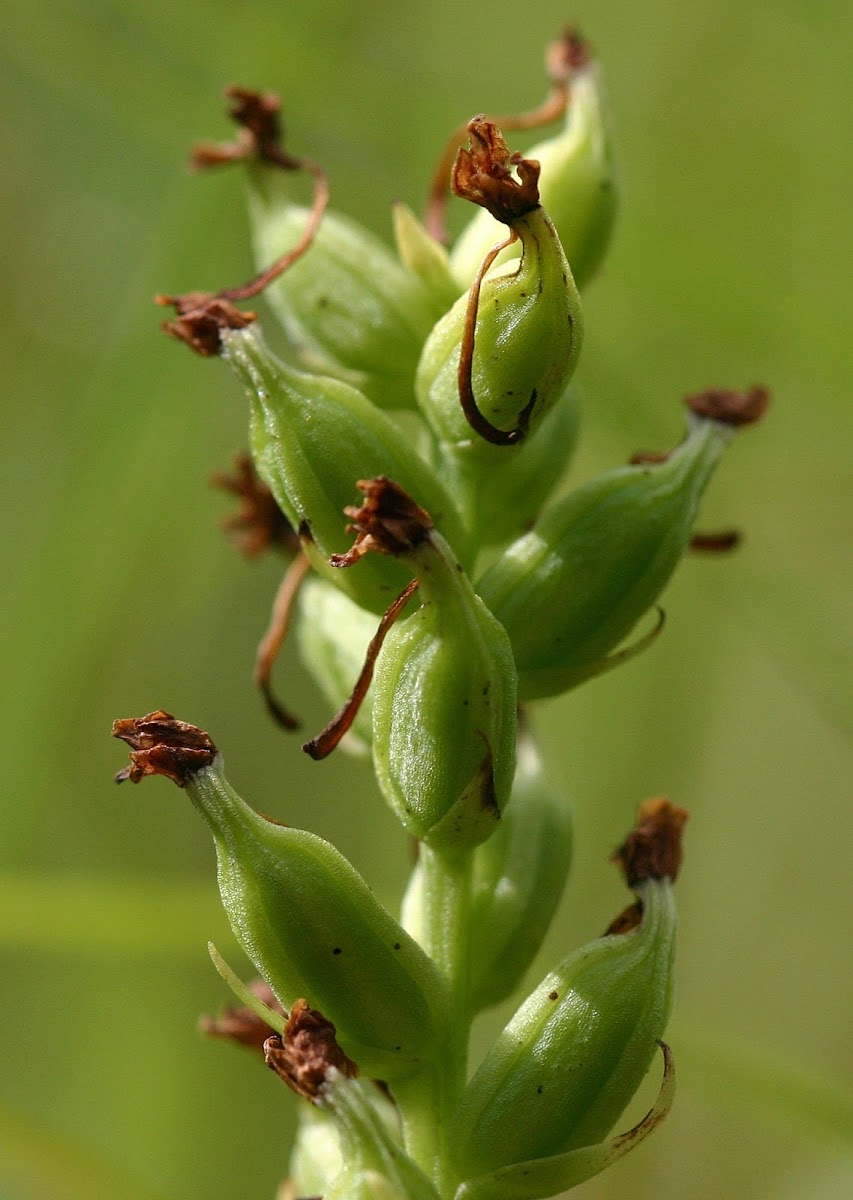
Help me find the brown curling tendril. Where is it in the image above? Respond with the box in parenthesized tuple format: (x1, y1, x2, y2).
(302, 579, 419, 761)
(458, 229, 533, 446)
(254, 552, 313, 731)
(157, 86, 329, 356)
(425, 27, 591, 242)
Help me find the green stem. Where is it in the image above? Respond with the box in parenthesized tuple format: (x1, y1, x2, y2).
(395, 844, 475, 1198)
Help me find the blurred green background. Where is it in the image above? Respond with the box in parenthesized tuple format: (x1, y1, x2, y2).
(1, 0, 851, 1197)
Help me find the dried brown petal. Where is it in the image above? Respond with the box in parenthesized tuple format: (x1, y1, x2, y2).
(155, 293, 256, 357)
(546, 27, 592, 81)
(263, 999, 358, 1101)
(112, 711, 217, 788)
(612, 797, 688, 887)
(330, 477, 433, 567)
(689, 529, 742, 553)
(684, 385, 770, 428)
(452, 119, 540, 224)
(212, 452, 298, 558)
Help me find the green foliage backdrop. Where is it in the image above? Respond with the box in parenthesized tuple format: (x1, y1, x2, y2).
(1, 1, 850, 1197)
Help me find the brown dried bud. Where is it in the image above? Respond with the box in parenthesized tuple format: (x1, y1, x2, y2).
(546, 27, 592, 83)
(684, 385, 770, 427)
(330, 477, 433, 568)
(212, 452, 298, 557)
(112, 711, 217, 787)
(190, 86, 301, 172)
(200, 980, 286, 1051)
(612, 797, 688, 887)
(452, 118, 541, 224)
(263, 998, 359, 1101)
(155, 293, 256, 357)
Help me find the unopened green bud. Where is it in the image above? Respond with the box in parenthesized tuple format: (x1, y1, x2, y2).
(449, 798, 685, 1179)
(220, 323, 467, 614)
(416, 119, 582, 452)
(329, 478, 517, 849)
(478, 387, 770, 699)
(247, 162, 443, 409)
(392, 201, 461, 312)
(113, 712, 447, 1077)
(450, 33, 616, 292)
(296, 575, 378, 755)
(468, 734, 573, 1012)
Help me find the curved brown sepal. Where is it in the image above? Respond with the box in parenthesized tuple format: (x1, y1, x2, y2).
(112, 711, 217, 787)
(612, 797, 688, 887)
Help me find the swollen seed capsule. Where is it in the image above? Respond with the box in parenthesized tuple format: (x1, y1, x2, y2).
(448, 799, 685, 1178)
(113, 713, 447, 1079)
(478, 390, 769, 700)
(247, 162, 445, 409)
(416, 120, 583, 453)
(450, 36, 616, 292)
(331, 478, 518, 849)
(467, 734, 573, 1012)
(220, 323, 467, 614)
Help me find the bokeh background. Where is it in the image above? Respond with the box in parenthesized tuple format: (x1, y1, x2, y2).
(1, 0, 851, 1197)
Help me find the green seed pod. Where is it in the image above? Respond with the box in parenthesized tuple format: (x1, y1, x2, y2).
(477, 388, 769, 700)
(296, 575, 377, 755)
(113, 713, 448, 1078)
(448, 798, 685, 1178)
(220, 323, 467, 614)
(467, 734, 573, 1012)
(330, 478, 518, 849)
(415, 119, 583, 453)
(247, 162, 444, 409)
(450, 35, 616, 292)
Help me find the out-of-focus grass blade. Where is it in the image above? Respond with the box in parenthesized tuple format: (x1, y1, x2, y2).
(673, 1020, 853, 1152)
(0, 872, 223, 955)
(0, 1102, 164, 1200)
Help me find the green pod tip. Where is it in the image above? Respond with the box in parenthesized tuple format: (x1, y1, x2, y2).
(112, 711, 447, 1078)
(416, 119, 583, 454)
(478, 385, 770, 700)
(449, 797, 686, 1179)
